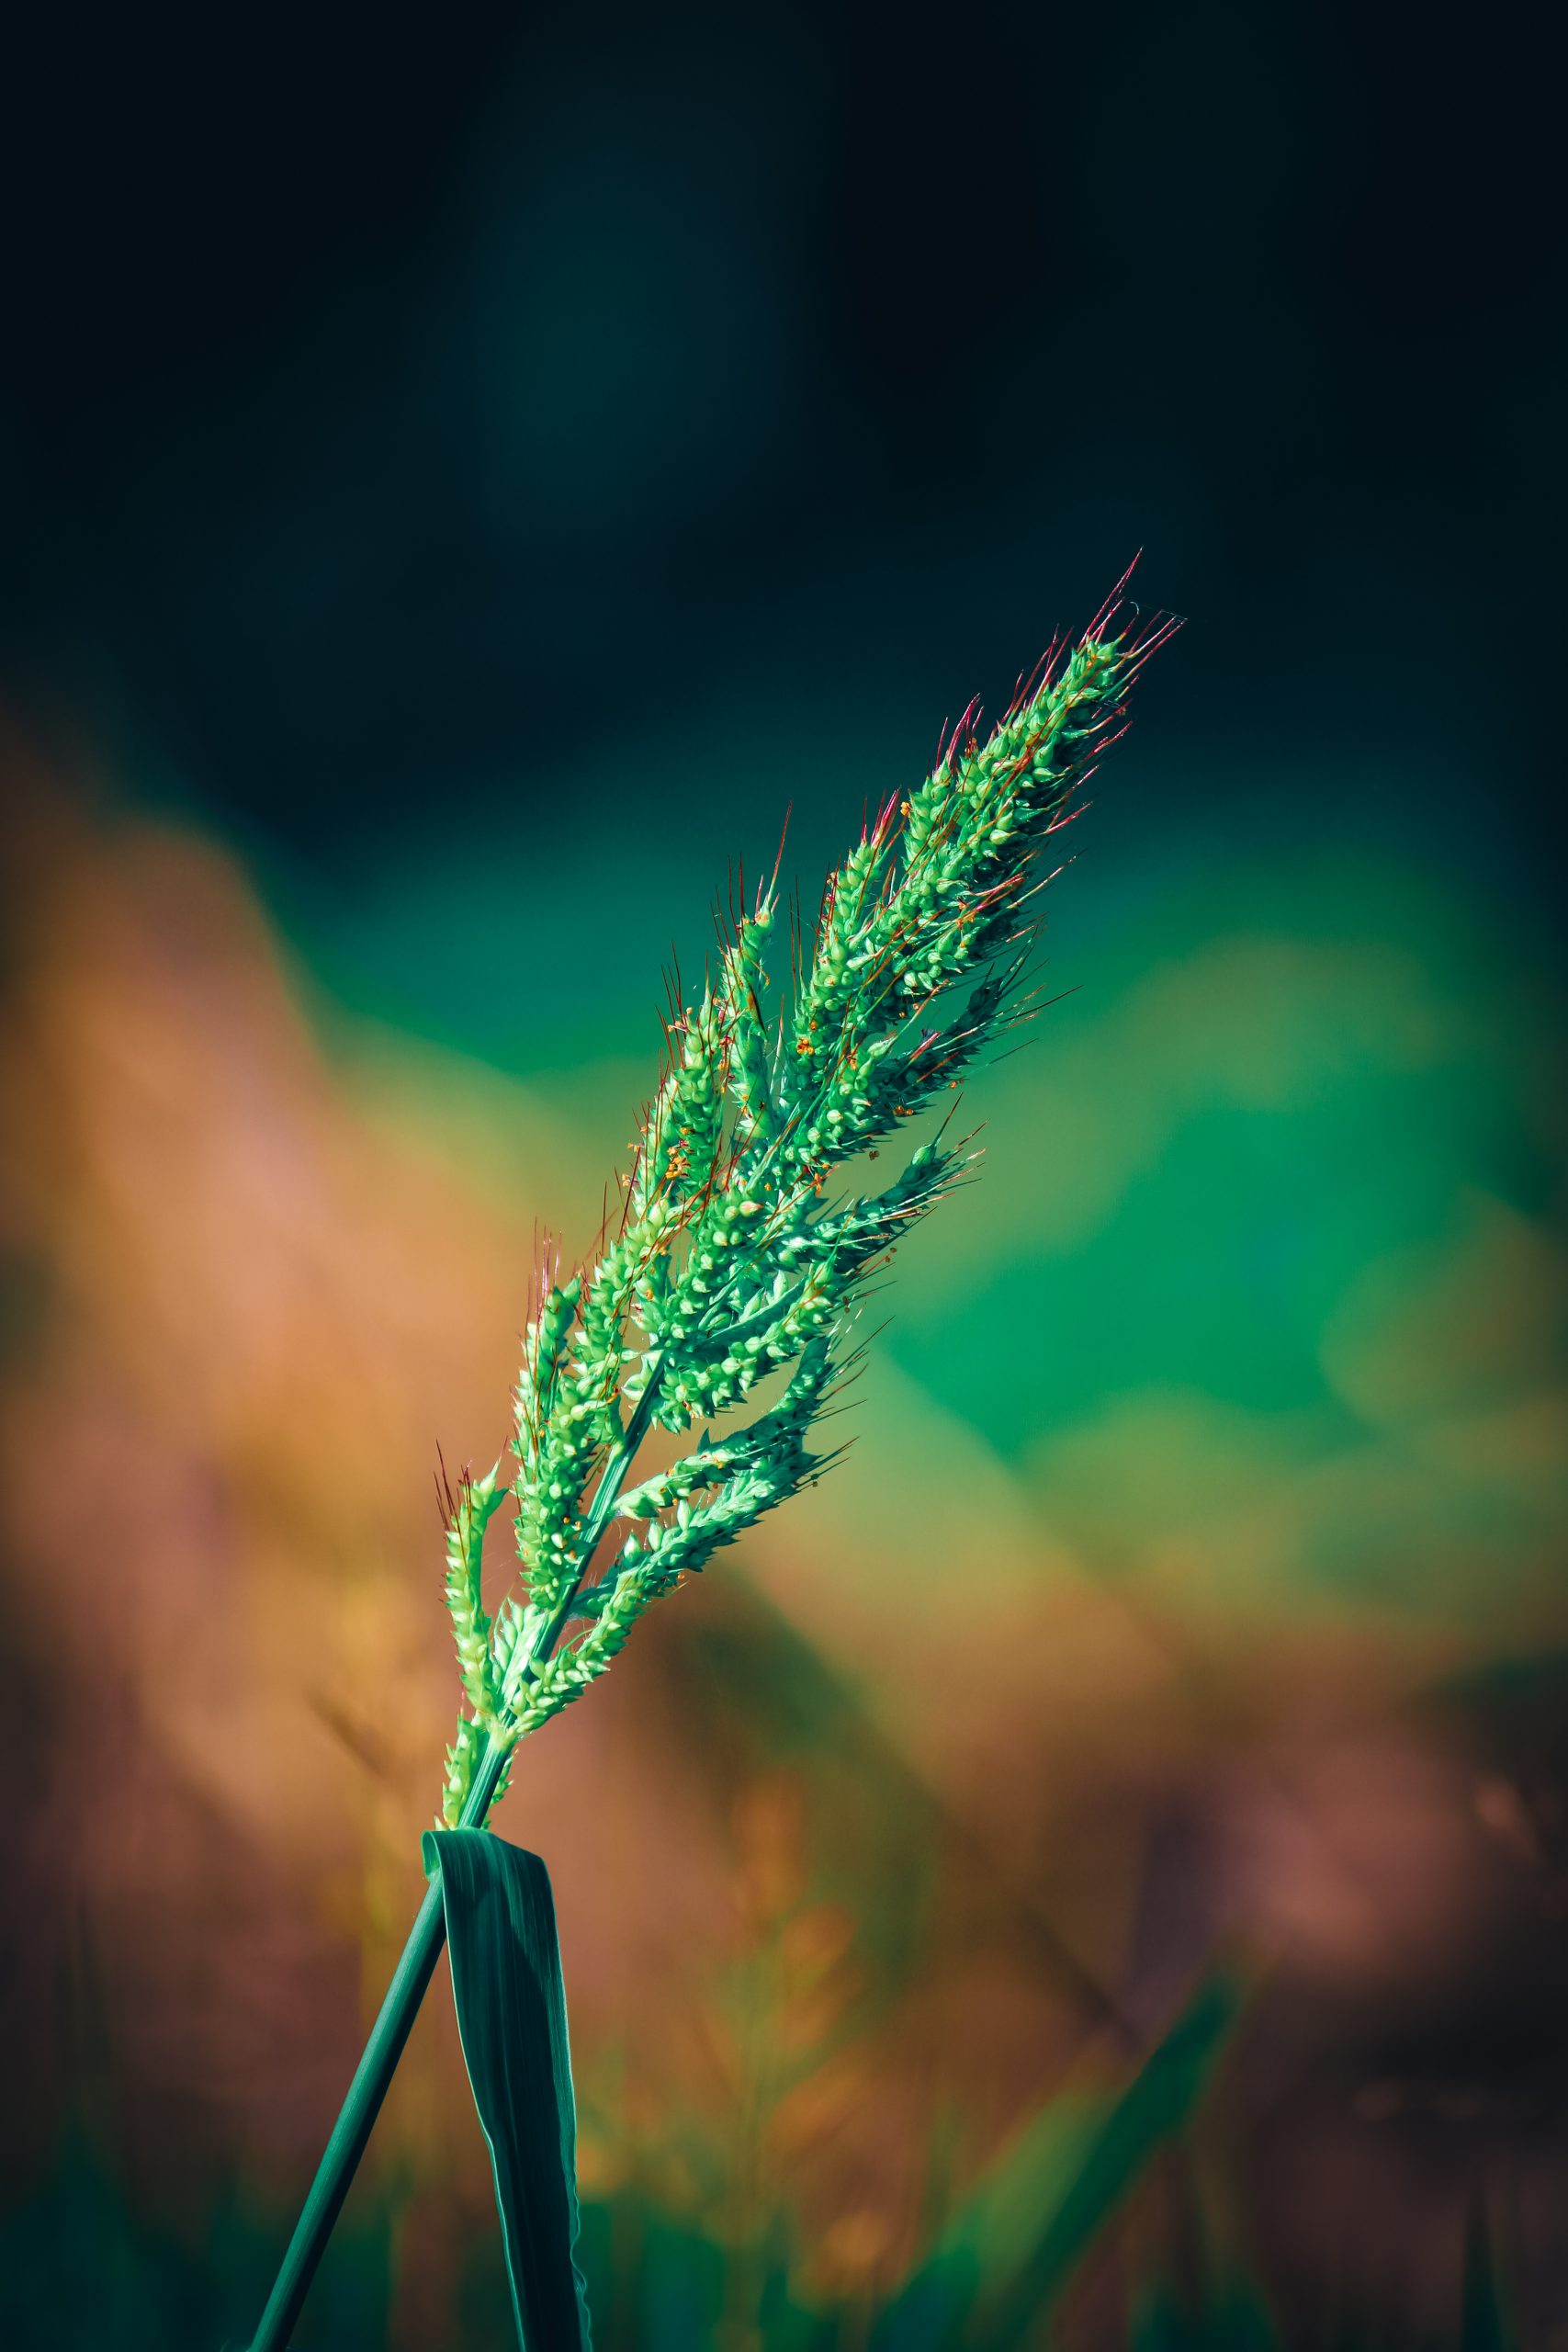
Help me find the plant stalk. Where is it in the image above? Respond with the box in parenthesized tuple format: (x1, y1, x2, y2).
(241, 1363, 666, 2351)
(241, 1735, 509, 2352)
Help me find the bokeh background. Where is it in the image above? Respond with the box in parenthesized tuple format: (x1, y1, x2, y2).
(2, 3, 1563, 2346)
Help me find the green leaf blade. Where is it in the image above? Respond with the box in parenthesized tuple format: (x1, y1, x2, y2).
(871, 1972, 1245, 2352)
(423, 1828, 592, 2352)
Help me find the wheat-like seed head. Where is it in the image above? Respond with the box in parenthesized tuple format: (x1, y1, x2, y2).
(439, 573, 1177, 1825)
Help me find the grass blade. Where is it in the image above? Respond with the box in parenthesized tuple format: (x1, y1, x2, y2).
(873, 1972, 1245, 2350)
(423, 1828, 592, 2351)
(974, 1973, 1243, 2346)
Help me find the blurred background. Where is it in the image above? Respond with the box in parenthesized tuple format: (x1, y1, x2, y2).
(1, 2, 1563, 2345)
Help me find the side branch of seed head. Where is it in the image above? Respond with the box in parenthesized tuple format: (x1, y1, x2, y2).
(437, 574, 1177, 1824)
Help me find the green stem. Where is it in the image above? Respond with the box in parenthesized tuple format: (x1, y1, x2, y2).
(241, 1736, 506, 2352)
(504, 1351, 668, 1708)
(241, 1363, 667, 2351)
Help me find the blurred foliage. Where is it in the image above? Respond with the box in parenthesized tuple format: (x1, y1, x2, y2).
(0, 2002, 1529, 2352)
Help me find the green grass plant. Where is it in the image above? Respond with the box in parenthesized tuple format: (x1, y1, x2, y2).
(241, 571, 1177, 2349)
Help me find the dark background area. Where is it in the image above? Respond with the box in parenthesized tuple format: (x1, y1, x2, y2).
(3, 0, 1562, 886)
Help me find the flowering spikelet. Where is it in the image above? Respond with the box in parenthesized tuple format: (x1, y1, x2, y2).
(438, 572, 1176, 1826)
(439, 1453, 504, 1722)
